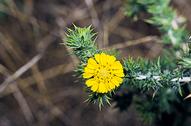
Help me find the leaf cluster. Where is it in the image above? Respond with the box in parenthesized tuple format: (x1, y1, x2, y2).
(65, 25, 98, 62)
(134, 88, 181, 125)
(123, 57, 181, 92)
(124, 0, 189, 47)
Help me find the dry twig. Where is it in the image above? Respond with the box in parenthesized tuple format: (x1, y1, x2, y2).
(106, 36, 162, 50)
(0, 65, 34, 124)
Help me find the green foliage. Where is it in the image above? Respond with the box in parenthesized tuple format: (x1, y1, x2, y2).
(64, 25, 114, 108)
(65, 25, 98, 62)
(85, 92, 112, 110)
(179, 42, 191, 67)
(63, 25, 191, 126)
(122, 56, 190, 125)
(63, 0, 191, 123)
(179, 58, 191, 69)
(123, 57, 181, 92)
(124, 0, 147, 20)
(124, 0, 189, 47)
(134, 88, 181, 125)
(134, 95, 156, 125)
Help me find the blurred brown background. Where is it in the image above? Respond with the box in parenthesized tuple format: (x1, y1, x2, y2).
(0, 0, 191, 126)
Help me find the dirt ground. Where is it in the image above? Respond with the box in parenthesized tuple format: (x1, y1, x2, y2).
(0, 0, 191, 126)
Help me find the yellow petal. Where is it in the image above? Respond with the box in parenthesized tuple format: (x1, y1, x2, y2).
(86, 64, 98, 70)
(111, 76, 123, 87)
(86, 59, 98, 69)
(88, 58, 98, 66)
(107, 55, 116, 64)
(85, 78, 97, 87)
(112, 70, 124, 77)
(113, 61, 123, 69)
(84, 67, 95, 73)
(83, 67, 95, 78)
(108, 81, 115, 90)
(95, 53, 101, 64)
(98, 83, 107, 93)
(100, 53, 107, 65)
(91, 83, 99, 92)
(104, 82, 112, 91)
(83, 72, 94, 78)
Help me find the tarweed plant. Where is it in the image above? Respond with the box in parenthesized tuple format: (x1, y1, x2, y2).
(64, 25, 190, 109)
(63, 0, 191, 125)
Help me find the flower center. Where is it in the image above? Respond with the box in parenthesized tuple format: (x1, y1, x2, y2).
(98, 68, 110, 78)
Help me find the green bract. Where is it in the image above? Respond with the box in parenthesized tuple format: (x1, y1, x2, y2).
(65, 25, 98, 62)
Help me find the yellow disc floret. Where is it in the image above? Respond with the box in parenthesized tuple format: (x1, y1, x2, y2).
(83, 53, 124, 93)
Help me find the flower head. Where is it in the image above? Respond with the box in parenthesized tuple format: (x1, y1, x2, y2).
(83, 53, 124, 93)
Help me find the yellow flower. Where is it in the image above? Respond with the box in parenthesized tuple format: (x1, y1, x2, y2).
(83, 53, 124, 93)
